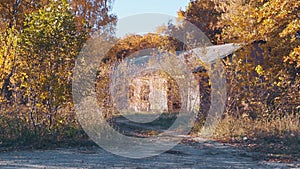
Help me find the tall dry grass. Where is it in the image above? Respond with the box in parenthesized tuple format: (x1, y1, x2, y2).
(214, 113, 300, 140)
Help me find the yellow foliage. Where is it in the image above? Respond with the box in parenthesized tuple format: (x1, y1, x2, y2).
(284, 46, 300, 68)
(0, 28, 19, 93)
(255, 65, 264, 75)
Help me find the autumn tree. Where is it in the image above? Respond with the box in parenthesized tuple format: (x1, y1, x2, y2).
(0, 0, 116, 142)
(0, 0, 116, 33)
(219, 0, 300, 117)
(178, 0, 224, 44)
(17, 0, 86, 134)
(0, 0, 48, 30)
(0, 27, 19, 103)
(103, 33, 184, 63)
(70, 0, 116, 34)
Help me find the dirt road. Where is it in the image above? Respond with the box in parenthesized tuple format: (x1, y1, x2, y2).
(0, 138, 299, 169)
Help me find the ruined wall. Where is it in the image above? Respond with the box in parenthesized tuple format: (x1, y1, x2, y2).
(128, 74, 178, 113)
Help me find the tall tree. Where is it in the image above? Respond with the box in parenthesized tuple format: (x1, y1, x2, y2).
(219, 0, 300, 117)
(0, 0, 61, 31)
(69, 0, 116, 33)
(178, 0, 223, 44)
(18, 0, 86, 132)
(0, 27, 19, 102)
(0, 0, 116, 33)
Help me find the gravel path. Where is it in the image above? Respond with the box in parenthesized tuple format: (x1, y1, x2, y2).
(1, 116, 299, 168)
(0, 138, 299, 169)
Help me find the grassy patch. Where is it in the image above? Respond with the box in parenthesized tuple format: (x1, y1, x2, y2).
(212, 114, 300, 162)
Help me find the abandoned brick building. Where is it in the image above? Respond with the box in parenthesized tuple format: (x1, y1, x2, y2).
(128, 72, 181, 113)
(113, 43, 241, 114)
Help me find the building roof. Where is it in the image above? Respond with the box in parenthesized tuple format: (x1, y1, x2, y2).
(125, 43, 242, 72)
(181, 43, 241, 64)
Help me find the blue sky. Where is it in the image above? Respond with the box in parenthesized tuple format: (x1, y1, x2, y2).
(112, 0, 190, 18)
(111, 0, 190, 37)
